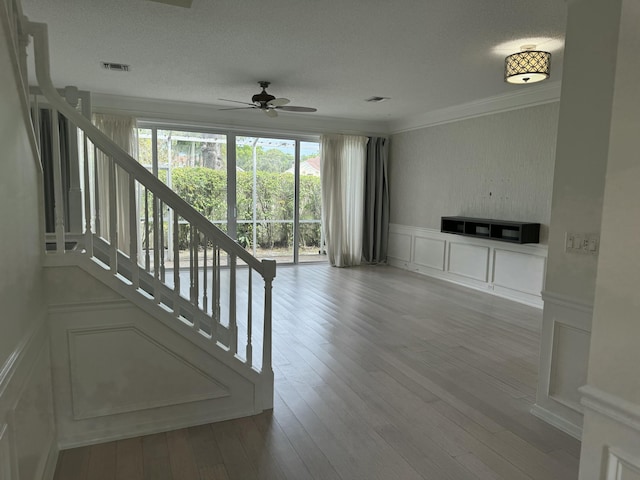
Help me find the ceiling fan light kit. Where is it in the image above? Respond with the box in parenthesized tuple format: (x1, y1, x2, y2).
(219, 81, 317, 118)
(504, 46, 551, 84)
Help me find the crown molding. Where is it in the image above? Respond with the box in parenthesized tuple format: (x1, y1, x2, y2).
(389, 81, 562, 134)
(91, 82, 562, 138)
(91, 93, 390, 137)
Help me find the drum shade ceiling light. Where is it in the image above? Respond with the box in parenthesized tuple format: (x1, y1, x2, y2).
(504, 45, 551, 84)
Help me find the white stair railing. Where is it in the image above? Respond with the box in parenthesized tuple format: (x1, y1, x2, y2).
(26, 21, 275, 408)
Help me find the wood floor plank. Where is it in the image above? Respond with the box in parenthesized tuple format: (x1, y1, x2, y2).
(230, 416, 288, 480)
(198, 464, 230, 480)
(187, 424, 224, 469)
(211, 420, 259, 480)
(116, 437, 144, 480)
(87, 441, 117, 480)
(166, 429, 200, 480)
(54, 446, 90, 480)
(269, 394, 342, 480)
(142, 433, 172, 480)
(53, 264, 580, 480)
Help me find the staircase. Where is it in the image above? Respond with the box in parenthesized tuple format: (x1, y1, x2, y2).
(17, 15, 276, 446)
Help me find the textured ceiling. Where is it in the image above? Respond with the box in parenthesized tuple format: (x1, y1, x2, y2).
(21, 0, 567, 124)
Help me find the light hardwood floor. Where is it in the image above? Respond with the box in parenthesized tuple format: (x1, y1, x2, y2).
(53, 264, 580, 480)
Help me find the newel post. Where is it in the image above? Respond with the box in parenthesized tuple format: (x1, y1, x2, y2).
(261, 259, 276, 410)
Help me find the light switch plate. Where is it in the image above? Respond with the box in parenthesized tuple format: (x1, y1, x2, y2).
(566, 232, 599, 254)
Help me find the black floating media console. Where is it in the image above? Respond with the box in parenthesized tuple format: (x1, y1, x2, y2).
(441, 216, 540, 244)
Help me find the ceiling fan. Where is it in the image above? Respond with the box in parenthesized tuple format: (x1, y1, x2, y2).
(219, 81, 317, 118)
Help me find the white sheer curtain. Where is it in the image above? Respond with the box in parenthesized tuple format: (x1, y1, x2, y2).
(320, 134, 369, 267)
(93, 114, 138, 255)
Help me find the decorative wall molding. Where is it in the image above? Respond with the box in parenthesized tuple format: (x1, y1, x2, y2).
(533, 289, 593, 439)
(388, 223, 547, 308)
(48, 286, 259, 448)
(0, 318, 57, 480)
(542, 290, 594, 315)
(92, 93, 390, 137)
(93, 83, 562, 139)
(581, 385, 640, 434)
(389, 82, 561, 133)
(12, 345, 57, 480)
(530, 404, 583, 440)
(605, 447, 640, 480)
(58, 404, 257, 450)
(45, 262, 258, 383)
(549, 322, 589, 413)
(49, 298, 132, 313)
(448, 242, 490, 282)
(0, 319, 43, 399)
(0, 423, 12, 480)
(67, 324, 231, 420)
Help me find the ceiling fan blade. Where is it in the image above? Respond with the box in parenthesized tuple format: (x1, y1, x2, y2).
(265, 109, 278, 118)
(268, 97, 290, 107)
(276, 105, 317, 113)
(218, 107, 256, 111)
(218, 98, 256, 106)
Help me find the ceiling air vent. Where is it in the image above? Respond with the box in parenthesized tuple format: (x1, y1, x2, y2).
(365, 96, 390, 103)
(101, 62, 130, 72)
(146, 0, 193, 8)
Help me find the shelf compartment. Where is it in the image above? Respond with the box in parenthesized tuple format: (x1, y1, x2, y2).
(464, 222, 491, 237)
(441, 218, 464, 234)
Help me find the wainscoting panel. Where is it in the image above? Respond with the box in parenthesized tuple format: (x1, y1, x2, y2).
(606, 449, 640, 480)
(532, 290, 592, 439)
(68, 325, 230, 420)
(388, 224, 547, 308)
(0, 424, 11, 480)
(49, 294, 258, 448)
(493, 248, 546, 295)
(0, 320, 58, 480)
(388, 231, 412, 263)
(549, 322, 590, 411)
(579, 386, 640, 479)
(13, 346, 56, 480)
(448, 242, 489, 282)
(413, 236, 445, 270)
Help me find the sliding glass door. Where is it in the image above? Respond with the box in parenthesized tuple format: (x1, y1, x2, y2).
(298, 141, 324, 262)
(138, 128, 229, 268)
(138, 126, 322, 265)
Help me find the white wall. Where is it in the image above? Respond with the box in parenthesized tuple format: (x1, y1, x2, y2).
(579, 0, 640, 477)
(389, 102, 559, 244)
(387, 103, 558, 307)
(533, 0, 622, 440)
(0, 7, 57, 480)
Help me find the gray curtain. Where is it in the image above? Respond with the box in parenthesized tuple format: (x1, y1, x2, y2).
(362, 137, 389, 264)
(37, 108, 70, 233)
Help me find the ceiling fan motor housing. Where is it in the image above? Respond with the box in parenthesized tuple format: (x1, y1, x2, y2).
(252, 81, 276, 107)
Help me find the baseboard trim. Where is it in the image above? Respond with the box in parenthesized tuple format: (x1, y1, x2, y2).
(58, 406, 258, 449)
(388, 257, 544, 308)
(580, 385, 640, 433)
(531, 403, 583, 440)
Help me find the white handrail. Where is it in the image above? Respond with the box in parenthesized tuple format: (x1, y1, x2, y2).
(27, 20, 272, 280)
